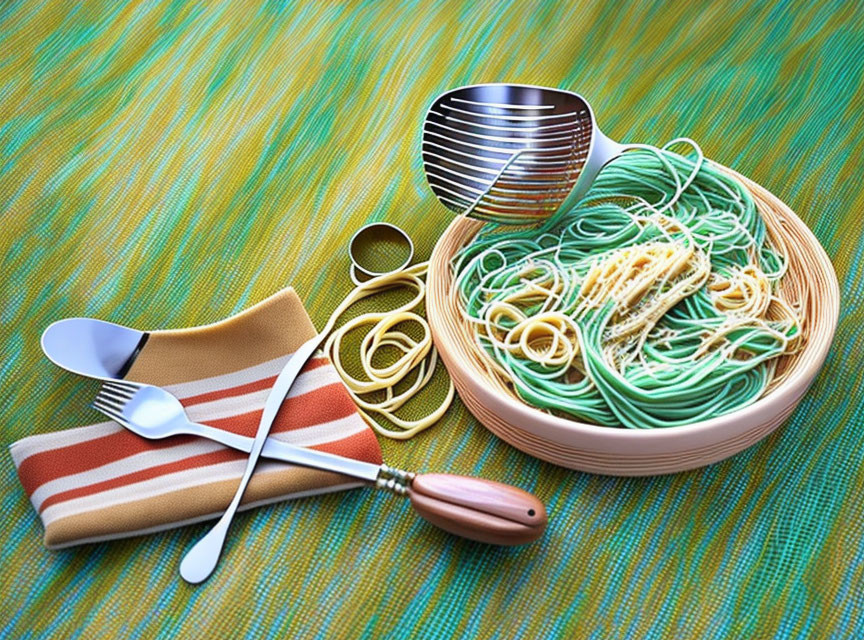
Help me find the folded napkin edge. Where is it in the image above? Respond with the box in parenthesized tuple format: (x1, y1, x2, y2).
(44, 476, 367, 549)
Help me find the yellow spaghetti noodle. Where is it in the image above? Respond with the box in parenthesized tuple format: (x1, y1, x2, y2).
(322, 263, 454, 440)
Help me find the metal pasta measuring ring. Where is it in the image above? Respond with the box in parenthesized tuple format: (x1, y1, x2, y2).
(348, 222, 415, 284)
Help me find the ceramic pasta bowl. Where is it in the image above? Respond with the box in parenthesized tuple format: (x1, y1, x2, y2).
(426, 166, 839, 476)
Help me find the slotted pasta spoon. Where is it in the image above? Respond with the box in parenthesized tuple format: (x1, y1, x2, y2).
(422, 83, 627, 225)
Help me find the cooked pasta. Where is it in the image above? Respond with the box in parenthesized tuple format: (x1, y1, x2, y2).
(451, 141, 803, 429)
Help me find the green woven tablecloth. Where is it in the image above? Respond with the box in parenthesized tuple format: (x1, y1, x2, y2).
(2, 1, 862, 637)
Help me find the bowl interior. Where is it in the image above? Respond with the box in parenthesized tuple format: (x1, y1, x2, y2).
(426, 164, 839, 472)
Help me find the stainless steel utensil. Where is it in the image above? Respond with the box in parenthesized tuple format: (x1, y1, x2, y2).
(40, 316, 308, 581)
(42, 317, 327, 583)
(178, 331, 326, 583)
(41, 317, 146, 380)
(92, 379, 547, 549)
(422, 83, 626, 225)
(93, 380, 379, 480)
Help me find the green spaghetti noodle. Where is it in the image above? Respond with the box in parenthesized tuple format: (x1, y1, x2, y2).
(451, 141, 802, 429)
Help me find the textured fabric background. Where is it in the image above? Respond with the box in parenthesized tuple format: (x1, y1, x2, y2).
(1, 1, 862, 638)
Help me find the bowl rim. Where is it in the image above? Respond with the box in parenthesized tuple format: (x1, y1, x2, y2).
(428, 167, 840, 445)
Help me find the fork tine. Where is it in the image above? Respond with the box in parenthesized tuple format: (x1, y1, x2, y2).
(99, 384, 135, 399)
(94, 389, 127, 409)
(90, 399, 113, 416)
(93, 396, 122, 413)
(103, 379, 138, 394)
(100, 383, 134, 401)
(91, 399, 125, 424)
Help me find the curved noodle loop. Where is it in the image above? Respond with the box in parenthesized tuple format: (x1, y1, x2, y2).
(324, 263, 455, 440)
(451, 141, 802, 429)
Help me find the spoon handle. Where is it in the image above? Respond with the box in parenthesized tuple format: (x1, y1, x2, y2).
(179, 333, 325, 583)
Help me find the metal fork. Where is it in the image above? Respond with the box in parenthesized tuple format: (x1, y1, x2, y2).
(92, 379, 382, 481)
(91, 379, 548, 550)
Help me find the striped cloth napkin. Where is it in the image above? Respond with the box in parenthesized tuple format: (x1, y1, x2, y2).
(11, 288, 382, 549)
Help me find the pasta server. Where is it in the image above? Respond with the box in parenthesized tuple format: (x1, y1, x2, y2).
(422, 83, 627, 224)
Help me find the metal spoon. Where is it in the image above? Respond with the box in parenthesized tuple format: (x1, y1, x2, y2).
(179, 331, 324, 583)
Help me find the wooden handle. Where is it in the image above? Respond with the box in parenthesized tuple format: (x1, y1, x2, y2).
(408, 473, 546, 546)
